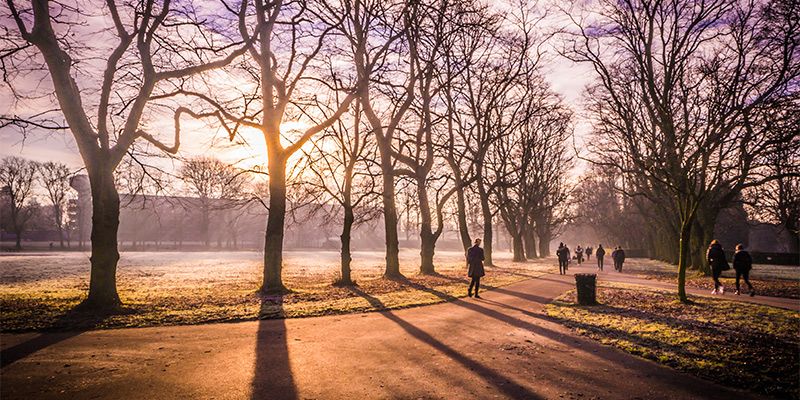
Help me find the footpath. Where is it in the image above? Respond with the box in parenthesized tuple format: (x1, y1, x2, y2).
(0, 268, 776, 399)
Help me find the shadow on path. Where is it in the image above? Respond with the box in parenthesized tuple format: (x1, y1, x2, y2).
(349, 286, 544, 400)
(1, 305, 122, 368)
(250, 295, 297, 400)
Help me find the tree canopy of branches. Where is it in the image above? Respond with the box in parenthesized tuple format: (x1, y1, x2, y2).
(566, 0, 800, 301)
(3, 0, 254, 307)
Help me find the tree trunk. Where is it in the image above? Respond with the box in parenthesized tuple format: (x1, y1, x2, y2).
(262, 154, 288, 293)
(524, 226, 536, 259)
(418, 178, 436, 274)
(455, 184, 471, 252)
(477, 172, 493, 266)
(85, 164, 122, 308)
(339, 204, 354, 285)
(677, 219, 692, 303)
(378, 143, 402, 278)
(511, 231, 525, 262)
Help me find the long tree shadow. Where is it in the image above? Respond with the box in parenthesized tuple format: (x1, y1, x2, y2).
(1, 305, 124, 368)
(349, 286, 544, 400)
(250, 294, 297, 400)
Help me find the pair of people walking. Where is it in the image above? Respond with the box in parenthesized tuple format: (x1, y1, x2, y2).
(707, 240, 755, 296)
(611, 246, 626, 272)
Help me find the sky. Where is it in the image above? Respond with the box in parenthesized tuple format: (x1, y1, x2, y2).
(0, 1, 597, 176)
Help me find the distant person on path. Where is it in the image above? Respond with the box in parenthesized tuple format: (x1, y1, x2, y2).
(575, 245, 584, 264)
(733, 243, 756, 297)
(611, 247, 619, 271)
(616, 247, 626, 272)
(557, 243, 569, 275)
(707, 240, 730, 294)
(596, 244, 605, 271)
(586, 246, 592, 261)
(467, 238, 485, 298)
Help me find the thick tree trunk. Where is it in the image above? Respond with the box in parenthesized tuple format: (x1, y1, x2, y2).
(511, 231, 525, 262)
(339, 205, 354, 285)
(85, 165, 122, 308)
(378, 143, 402, 278)
(537, 229, 551, 258)
(524, 226, 537, 259)
(262, 155, 288, 293)
(418, 178, 436, 274)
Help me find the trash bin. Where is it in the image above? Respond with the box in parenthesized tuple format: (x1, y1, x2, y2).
(574, 273, 597, 305)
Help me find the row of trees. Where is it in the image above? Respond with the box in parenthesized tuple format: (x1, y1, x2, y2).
(2, 0, 574, 307)
(567, 0, 800, 301)
(0, 156, 72, 249)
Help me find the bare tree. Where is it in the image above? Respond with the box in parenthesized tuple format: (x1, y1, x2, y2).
(36, 161, 72, 248)
(0, 156, 38, 250)
(567, 0, 800, 301)
(300, 100, 380, 285)
(179, 157, 251, 249)
(2, 0, 253, 307)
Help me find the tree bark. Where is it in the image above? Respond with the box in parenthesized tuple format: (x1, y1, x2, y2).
(418, 177, 437, 274)
(378, 142, 402, 278)
(477, 170, 493, 266)
(85, 164, 122, 308)
(454, 181, 472, 252)
(523, 219, 536, 259)
(339, 204, 354, 285)
(510, 231, 525, 262)
(262, 153, 288, 293)
(677, 219, 692, 303)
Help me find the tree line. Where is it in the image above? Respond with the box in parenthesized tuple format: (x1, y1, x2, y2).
(2, 0, 796, 308)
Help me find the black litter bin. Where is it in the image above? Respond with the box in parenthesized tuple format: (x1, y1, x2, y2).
(574, 273, 597, 305)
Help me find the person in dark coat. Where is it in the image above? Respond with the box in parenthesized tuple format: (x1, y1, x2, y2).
(595, 244, 606, 271)
(575, 245, 584, 264)
(611, 247, 619, 271)
(616, 247, 626, 272)
(556, 242, 569, 275)
(733, 243, 755, 296)
(585, 246, 592, 261)
(467, 238, 485, 298)
(707, 240, 729, 294)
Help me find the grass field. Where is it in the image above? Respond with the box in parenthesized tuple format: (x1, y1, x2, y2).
(546, 282, 800, 400)
(0, 249, 556, 332)
(621, 258, 800, 298)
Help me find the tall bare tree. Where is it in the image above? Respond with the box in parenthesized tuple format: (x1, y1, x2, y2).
(0, 156, 38, 250)
(36, 161, 71, 248)
(3, 0, 253, 307)
(568, 0, 800, 301)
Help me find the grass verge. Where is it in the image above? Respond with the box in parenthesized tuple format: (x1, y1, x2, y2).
(1, 258, 553, 332)
(546, 283, 799, 400)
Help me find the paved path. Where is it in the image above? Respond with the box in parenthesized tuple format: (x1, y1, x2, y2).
(1, 271, 772, 400)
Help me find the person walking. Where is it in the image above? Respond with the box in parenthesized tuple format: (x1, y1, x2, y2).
(707, 240, 730, 294)
(611, 247, 619, 271)
(596, 244, 606, 271)
(467, 238, 486, 298)
(733, 243, 756, 296)
(616, 246, 626, 272)
(556, 242, 569, 275)
(575, 245, 584, 264)
(585, 246, 592, 261)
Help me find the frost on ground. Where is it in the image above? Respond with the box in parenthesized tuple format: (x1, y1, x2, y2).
(0, 249, 555, 332)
